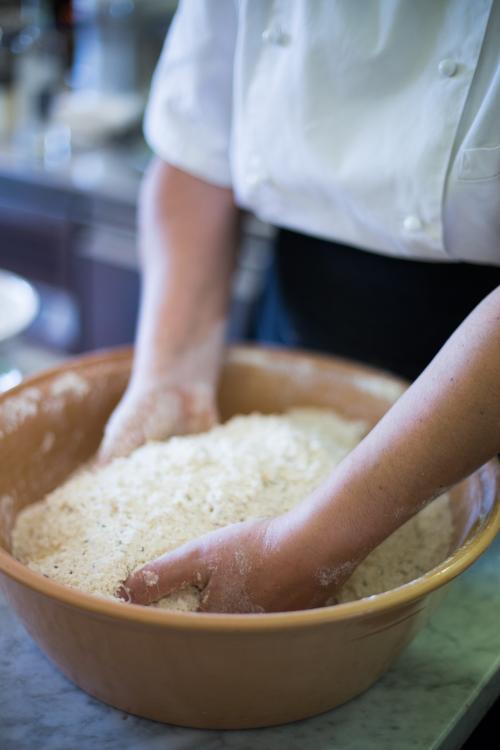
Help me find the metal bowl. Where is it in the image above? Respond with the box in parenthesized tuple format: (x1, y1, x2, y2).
(0, 346, 498, 729)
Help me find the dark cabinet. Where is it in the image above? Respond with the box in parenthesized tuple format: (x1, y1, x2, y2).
(70, 224, 140, 350)
(0, 176, 140, 353)
(0, 203, 71, 286)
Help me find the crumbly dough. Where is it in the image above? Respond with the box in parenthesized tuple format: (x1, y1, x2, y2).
(12, 409, 453, 611)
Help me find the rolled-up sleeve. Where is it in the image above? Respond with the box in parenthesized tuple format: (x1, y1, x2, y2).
(144, 0, 237, 187)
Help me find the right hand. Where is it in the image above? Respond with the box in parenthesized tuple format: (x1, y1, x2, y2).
(117, 512, 357, 613)
(97, 379, 218, 465)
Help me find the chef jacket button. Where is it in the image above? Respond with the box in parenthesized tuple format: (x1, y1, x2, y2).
(262, 26, 290, 46)
(438, 59, 458, 78)
(247, 171, 269, 189)
(403, 215, 423, 233)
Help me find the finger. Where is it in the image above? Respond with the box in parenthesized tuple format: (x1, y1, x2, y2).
(198, 580, 266, 614)
(179, 389, 219, 434)
(117, 543, 208, 606)
(198, 402, 220, 430)
(97, 410, 143, 465)
(97, 433, 140, 466)
(98, 388, 182, 465)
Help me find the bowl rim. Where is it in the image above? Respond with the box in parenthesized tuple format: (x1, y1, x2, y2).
(1, 345, 499, 632)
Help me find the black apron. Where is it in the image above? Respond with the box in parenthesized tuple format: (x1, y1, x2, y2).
(253, 228, 500, 381)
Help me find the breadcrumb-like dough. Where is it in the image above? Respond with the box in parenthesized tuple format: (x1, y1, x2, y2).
(12, 409, 453, 611)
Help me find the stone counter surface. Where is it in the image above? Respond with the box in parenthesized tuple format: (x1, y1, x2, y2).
(1, 536, 499, 750)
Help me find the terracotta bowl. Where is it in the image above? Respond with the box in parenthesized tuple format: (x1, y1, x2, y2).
(0, 346, 498, 729)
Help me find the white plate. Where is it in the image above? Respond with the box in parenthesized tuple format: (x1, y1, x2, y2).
(52, 90, 144, 148)
(0, 270, 39, 343)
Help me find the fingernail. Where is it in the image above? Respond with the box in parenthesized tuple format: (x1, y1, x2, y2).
(116, 584, 132, 602)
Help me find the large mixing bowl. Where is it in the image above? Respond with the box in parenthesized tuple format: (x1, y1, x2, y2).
(0, 347, 498, 729)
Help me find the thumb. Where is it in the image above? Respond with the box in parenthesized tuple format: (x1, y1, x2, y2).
(117, 543, 208, 606)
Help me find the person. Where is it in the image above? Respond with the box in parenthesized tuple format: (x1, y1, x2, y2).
(99, 0, 500, 612)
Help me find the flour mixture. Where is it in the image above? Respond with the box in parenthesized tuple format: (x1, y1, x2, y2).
(12, 409, 453, 610)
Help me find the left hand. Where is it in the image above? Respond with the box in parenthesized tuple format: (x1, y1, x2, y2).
(97, 379, 218, 465)
(117, 514, 355, 613)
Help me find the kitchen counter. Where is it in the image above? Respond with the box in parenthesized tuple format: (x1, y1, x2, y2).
(0, 139, 141, 209)
(0, 139, 142, 235)
(1, 534, 500, 750)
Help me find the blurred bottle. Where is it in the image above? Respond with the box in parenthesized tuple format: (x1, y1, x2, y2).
(52, 0, 73, 27)
(50, 0, 74, 70)
(71, 0, 138, 95)
(0, 3, 23, 142)
(0, 34, 14, 142)
(11, 1, 65, 158)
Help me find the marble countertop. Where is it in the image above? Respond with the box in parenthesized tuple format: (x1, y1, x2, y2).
(1, 535, 500, 750)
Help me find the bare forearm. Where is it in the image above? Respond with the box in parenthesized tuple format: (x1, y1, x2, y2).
(98, 160, 239, 462)
(132, 158, 240, 386)
(122, 284, 500, 612)
(287, 287, 500, 571)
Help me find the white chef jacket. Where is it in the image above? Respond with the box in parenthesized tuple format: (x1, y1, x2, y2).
(144, 0, 500, 266)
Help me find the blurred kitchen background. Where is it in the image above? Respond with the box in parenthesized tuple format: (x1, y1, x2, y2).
(0, 0, 271, 389)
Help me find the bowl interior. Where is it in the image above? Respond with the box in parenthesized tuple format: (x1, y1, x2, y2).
(0, 346, 497, 574)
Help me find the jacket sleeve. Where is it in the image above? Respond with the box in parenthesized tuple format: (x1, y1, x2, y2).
(144, 0, 237, 187)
